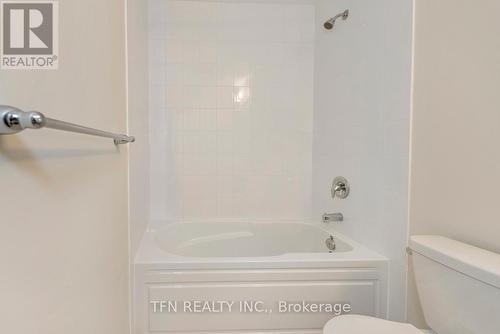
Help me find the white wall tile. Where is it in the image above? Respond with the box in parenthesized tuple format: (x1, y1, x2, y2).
(216, 109, 233, 131)
(217, 86, 235, 109)
(165, 40, 183, 63)
(149, 0, 315, 222)
(165, 85, 183, 108)
(199, 109, 217, 131)
(199, 42, 217, 63)
(165, 63, 183, 85)
(199, 86, 217, 109)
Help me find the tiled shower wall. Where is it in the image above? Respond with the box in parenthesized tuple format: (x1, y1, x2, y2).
(313, 0, 412, 321)
(148, 0, 315, 222)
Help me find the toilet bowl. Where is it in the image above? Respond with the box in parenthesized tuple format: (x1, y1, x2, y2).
(323, 235, 500, 334)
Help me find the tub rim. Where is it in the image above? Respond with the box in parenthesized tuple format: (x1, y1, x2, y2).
(134, 221, 387, 268)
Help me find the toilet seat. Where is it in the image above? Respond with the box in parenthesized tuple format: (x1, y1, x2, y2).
(323, 315, 423, 334)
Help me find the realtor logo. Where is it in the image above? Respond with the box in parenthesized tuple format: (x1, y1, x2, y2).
(1, 1, 58, 69)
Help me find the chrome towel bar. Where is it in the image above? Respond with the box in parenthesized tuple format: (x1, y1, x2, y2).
(0, 105, 135, 145)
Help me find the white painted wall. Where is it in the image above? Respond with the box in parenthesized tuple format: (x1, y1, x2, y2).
(148, 0, 315, 223)
(0, 0, 129, 333)
(408, 0, 500, 327)
(312, 0, 413, 321)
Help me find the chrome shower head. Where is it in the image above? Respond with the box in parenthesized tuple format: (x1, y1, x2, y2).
(323, 20, 334, 30)
(324, 9, 349, 30)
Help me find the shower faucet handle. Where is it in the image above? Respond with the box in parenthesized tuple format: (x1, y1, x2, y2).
(331, 176, 350, 199)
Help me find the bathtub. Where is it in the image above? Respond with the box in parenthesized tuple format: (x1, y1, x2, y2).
(134, 222, 388, 334)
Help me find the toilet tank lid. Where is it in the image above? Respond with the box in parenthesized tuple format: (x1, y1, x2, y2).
(410, 235, 500, 289)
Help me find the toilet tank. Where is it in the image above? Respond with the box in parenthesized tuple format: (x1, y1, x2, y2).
(410, 235, 500, 334)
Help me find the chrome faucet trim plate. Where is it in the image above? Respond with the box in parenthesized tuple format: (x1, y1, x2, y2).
(331, 176, 350, 199)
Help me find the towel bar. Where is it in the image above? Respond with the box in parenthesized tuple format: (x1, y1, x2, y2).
(0, 105, 134, 145)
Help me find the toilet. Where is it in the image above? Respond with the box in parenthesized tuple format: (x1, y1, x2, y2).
(324, 235, 500, 334)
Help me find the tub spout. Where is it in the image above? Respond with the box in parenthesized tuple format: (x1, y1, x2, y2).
(322, 212, 343, 223)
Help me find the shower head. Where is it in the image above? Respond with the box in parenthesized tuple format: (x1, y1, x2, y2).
(324, 9, 349, 30)
(323, 20, 335, 30)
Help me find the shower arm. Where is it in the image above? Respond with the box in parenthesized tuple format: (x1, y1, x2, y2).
(0, 105, 135, 145)
(331, 11, 348, 22)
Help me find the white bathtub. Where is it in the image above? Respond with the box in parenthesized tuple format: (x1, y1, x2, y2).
(134, 222, 388, 334)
